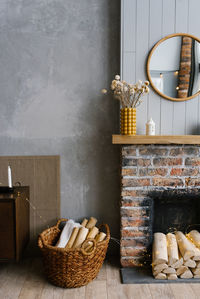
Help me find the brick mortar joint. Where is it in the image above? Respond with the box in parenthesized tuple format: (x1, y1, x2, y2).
(121, 236, 149, 240)
(121, 256, 141, 259)
(122, 175, 200, 179)
(122, 228, 150, 232)
(122, 154, 200, 161)
(121, 206, 150, 210)
(120, 246, 147, 250)
(122, 166, 200, 174)
(121, 196, 152, 200)
(121, 216, 151, 220)
(122, 186, 200, 190)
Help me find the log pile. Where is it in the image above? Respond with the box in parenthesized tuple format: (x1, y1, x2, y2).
(152, 230, 200, 280)
(56, 217, 107, 252)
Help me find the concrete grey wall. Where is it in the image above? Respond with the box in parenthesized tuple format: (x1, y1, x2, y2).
(0, 1, 120, 250)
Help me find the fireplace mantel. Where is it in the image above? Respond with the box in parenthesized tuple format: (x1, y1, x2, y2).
(112, 135, 200, 145)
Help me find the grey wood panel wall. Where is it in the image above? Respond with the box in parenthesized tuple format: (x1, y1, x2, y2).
(121, 0, 200, 135)
(0, 156, 60, 253)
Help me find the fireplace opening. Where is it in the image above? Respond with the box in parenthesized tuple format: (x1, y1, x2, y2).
(143, 189, 200, 266)
(151, 189, 200, 235)
(121, 189, 200, 284)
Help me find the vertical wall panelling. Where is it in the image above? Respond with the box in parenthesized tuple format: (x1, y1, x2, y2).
(121, 0, 124, 79)
(190, 0, 200, 131)
(0, 156, 60, 253)
(123, 0, 136, 52)
(135, 0, 150, 134)
(186, 0, 200, 134)
(160, 0, 175, 135)
(148, 0, 163, 134)
(122, 52, 136, 83)
(121, 0, 136, 83)
(173, 0, 188, 134)
(122, 0, 200, 134)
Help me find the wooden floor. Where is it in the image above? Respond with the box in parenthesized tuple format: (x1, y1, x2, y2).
(1, 258, 200, 299)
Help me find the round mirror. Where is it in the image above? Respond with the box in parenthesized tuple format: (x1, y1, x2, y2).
(147, 33, 200, 101)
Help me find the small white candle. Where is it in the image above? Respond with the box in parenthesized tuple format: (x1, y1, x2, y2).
(8, 166, 12, 188)
(146, 118, 155, 136)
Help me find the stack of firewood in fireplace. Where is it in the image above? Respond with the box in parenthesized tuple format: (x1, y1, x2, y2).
(152, 230, 200, 279)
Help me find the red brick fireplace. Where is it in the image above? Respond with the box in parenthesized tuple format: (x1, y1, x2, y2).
(120, 144, 200, 268)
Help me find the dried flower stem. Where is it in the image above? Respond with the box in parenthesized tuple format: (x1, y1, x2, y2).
(103, 75, 150, 108)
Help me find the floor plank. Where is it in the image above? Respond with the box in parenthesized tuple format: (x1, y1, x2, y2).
(149, 284, 175, 299)
(123, 284, 153, 299)
(96, 263, 107, 281)
(190, 284, 200, 298)
(85, 280, 107, 299)
(62, 286, 85, 299)
(1, 258, 200, 299)
(18, 258, 45, 299)
(106, 259, 126, 299)
(170, 284, 197, 299)
(0, 258, 30, 299)
(106, 259, 121, 283)
(40, 283, 64, 299)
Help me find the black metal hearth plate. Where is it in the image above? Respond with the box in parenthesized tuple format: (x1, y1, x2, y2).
(121, 267, 200, 284)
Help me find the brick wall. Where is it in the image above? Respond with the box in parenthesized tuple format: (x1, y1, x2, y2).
(177, 36, 192, 98)
(120, 144, 200, 267)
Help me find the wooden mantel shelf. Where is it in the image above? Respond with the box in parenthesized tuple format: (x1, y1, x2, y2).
(112, 135, 200, 145)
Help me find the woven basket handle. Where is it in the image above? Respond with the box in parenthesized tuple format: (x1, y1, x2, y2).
(38, 219, 68, 249)
(38, 235, 44, 249)
(55, 218, 68, 229)
(81, 238, 97, 256)
(98, 223, 110, 240)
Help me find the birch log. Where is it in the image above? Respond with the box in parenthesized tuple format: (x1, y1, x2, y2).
(72, 227, 89, 248)
(166, 233, 179, 266)
(175, 231, 196, 260)
(193, 247, 200, 261)
(192, 268, 200, 275)
(171, 257, 183, 269)
(87, 226, 99, 239)
(184, 259, 196, 268)
(177, 266, 188, 276)
(95, 232, 106, 242)
(187, 230, 200, 249)
(86, 217, 97, 229)
(65, 227, 79, 249)
(180, 269, 193, 279)
(155, 273, 167, 280)
(167, 274, 178, 280)
(163, 267, 176, 274)
(81, 218, 88, 227)
(152, 233, 168, 265)
(153, 264, 168, 277)
(153, 270, 160, 277)
(153, 263, 168, 272)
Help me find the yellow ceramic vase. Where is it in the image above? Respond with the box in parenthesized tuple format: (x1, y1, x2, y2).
(120, 108, 136, 135)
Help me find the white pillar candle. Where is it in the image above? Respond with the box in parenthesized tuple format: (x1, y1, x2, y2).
(8, 166, 12, 188)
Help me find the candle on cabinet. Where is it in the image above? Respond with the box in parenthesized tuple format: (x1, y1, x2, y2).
(8, 166, 12, 188)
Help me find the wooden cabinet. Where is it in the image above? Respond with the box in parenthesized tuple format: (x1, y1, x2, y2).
(0, 187, 29, 262)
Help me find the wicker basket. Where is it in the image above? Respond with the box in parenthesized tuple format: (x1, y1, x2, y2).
(38, 219, 110, 288)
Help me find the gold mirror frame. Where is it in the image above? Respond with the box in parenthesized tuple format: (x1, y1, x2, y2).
(147, 33, 200, 102)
